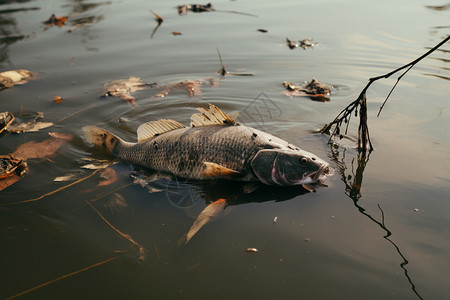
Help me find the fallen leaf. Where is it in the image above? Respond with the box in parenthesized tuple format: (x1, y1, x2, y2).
(246, 248, 258, 253)
(7, 121, 53, 133)
(54, 96, 63, 104)
(172, 31, 182, 36)
(13, 132, 73, 160)
(177, 3, 213, 15)
(98, 167, 118, 186)
(153, 77, 217, 99)
(102, 76, 155, 106)
(0, 155, 28, 191)
(0, 70, 35, 90)
(282, 78, 332, 101)
(54, 173, 79, 182)
(286, 37, 317, 50)
(43, 14, 69, 27)
(257, 29, 268, 33)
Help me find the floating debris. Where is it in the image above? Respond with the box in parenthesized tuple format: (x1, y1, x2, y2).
(257, 29, 268, 33)
(286, 38, 317, 50)
(273, 217, 278, 223)
(6, 112, 53, 133)
(153, 78, 217, 98)
(216, 48, 254, 78)
(282, 78, 332, 101)
(172, 31, 182, 36)
(102, 76, 156, 106)
(150, 10, 164, 39)
(177, 3, 214, 15)
(43, 14, 69, 28)
(0, 70, 35, 90)
(0, 112, 14, 134)
(246, 248, 258, 253)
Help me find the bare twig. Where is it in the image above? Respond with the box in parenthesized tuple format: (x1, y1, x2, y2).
(6, 256, 119, 300)
(320, 35, 450, 152)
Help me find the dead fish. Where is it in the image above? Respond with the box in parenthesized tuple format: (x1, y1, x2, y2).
(83, 104, 330, 186)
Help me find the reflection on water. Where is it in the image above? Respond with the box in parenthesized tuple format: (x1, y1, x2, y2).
(330, 146, 424, 300)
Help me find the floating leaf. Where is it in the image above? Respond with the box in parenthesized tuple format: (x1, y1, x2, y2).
(172, 31, 182, 36)
(54, 96, 63, 104)
(0, 70, 35, 90)
(102, 76, 155, 106)
(13, 132, 73, 160)
(246, 248, 258, 253)
(43, 14, 69, 27)
(153, 78, 217, 98)
(282, 78, 332, 101)
(286, 37, 317, 50)
(98, 167, 118, 186)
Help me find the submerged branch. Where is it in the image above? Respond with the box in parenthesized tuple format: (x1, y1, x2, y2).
(320, 35, 450, 152)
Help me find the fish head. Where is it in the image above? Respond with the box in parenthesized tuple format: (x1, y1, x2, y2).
(251, 149, 330, 186)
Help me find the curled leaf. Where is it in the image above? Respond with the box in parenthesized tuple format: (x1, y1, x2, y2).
(0, 70, 35, 90)
(102, 76, 155, 106)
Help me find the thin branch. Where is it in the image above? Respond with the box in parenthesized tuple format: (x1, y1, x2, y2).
(320, 35, 450, 152)
(6, 256, 119, 300)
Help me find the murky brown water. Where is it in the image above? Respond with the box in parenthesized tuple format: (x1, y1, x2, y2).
(1, 0, 449, 299)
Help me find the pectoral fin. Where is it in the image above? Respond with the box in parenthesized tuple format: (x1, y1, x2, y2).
(201, 162, 241, 178)
(181, 198, 227, 245)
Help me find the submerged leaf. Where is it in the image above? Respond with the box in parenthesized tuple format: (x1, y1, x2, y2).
(98, 167, 118, 186)
(13, 132, 73, 160)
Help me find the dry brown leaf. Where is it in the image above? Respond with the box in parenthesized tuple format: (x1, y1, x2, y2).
(0, 155, 28, 191)
(8, 121, 53, 133)
(98, 167, 118, 186)
(13, 133, 73, 160)
(0, 70, 35, 90)
(102, 77, 155, 106)
(43, 14, 69, 27)
(282, 78, 331, 101)
(54, 96, 63, 104)
(153, 78, 217, 99)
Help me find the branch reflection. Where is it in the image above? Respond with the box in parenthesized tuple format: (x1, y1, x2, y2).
(329, 145, 424, 300)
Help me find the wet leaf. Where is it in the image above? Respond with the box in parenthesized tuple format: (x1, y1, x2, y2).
(54, 96, 63, 104)
(13, 132, 73, 160)
(257, 29, 268, 33)
(177, 3, 213, 15)
(246, 248, 258, 253)
(0, 155, 28, 191)
(5, 111, 53, 133)
(282, 78, 332, 101)
(172, 31, 182, 36)
(0, 70, 35, 90)
(98, 167, 118, 186)
(153, 78, 217, 98)
(43, 14, 69, 27)
(102, 76, 155, 106)
(54, 173, 79, 182)
(286, 37, 317, 50)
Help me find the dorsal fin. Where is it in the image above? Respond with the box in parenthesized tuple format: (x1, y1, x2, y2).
(137, 119, 185, 142)
(190, 104, 238, 127)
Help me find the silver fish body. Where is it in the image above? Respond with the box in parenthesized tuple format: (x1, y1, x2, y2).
(84, 105, 329, 186)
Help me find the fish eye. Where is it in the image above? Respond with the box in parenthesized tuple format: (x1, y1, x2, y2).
(299, 157, 309, 165)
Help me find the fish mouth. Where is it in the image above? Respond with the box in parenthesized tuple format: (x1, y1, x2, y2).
(300, 164, 331, 185)
(271, 160, 331, 186)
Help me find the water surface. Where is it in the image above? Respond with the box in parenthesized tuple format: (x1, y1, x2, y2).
(1, 0, 449, 299)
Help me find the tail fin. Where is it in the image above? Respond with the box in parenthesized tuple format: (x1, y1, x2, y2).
(83, 126, 122, 155)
